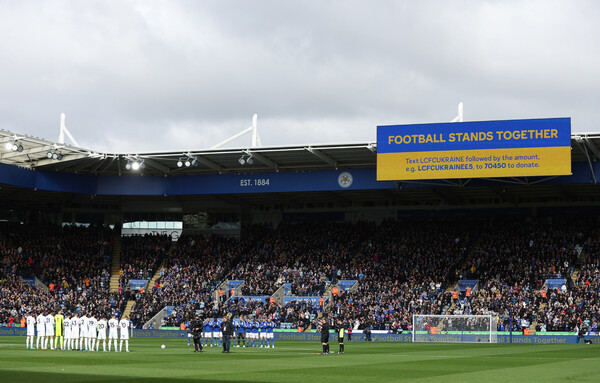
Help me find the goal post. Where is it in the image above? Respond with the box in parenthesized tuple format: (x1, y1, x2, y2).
(412, 314, 497, 343)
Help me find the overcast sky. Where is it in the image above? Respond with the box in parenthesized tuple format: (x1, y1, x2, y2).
(0, 0, 598, 153)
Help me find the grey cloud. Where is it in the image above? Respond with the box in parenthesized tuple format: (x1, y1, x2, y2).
(0, 0, 599, 152)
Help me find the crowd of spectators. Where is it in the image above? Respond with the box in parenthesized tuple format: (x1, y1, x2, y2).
(456, 217, 595, 333)
(129, 233, 249, 327)
(3, 216, 600, 335)
(0, 224, 126, 324)
(119, 234, 172, 289)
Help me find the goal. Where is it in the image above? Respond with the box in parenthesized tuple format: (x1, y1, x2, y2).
(412, 314, 497, 343)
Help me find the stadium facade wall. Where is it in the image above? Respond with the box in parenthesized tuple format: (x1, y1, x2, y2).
(2, 327, 598, 344)
(0, 161, 597, 196)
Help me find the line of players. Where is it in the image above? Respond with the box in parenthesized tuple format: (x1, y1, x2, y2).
(24, 310, 132, 352)
(193, 316, 276, 348)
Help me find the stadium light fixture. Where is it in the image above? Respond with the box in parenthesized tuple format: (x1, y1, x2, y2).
(125, 156, 144, 171)
(6, 139, 23, 152)
(176, 155, 197, 168)
(238, 154, 254, 166)
(132, 160, 144, 170)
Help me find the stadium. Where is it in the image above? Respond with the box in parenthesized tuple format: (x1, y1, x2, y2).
(1, 115, 600, 382)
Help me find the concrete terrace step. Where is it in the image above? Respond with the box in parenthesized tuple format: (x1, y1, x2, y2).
(109, 235, 122, 293)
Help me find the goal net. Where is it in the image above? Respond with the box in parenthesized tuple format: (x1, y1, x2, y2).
(412, 315, 497, 343)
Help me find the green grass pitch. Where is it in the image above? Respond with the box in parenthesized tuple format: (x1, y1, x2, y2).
(0, 336, 598, 382)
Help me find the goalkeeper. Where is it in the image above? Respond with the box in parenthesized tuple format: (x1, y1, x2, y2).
(54, 310, 65, 350)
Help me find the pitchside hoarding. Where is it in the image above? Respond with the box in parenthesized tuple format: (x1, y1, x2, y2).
(377, 118, 571, 181)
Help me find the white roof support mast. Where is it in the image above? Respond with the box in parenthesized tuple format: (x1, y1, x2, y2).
(58, 113, 80, 147)
(451, 102, 464, 123)
(211, 114, 261, 149)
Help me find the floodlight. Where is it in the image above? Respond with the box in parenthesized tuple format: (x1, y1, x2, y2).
(47, 151, 53, 159)
(238, 157, 245, 165)
(177, 160, 183, 167)
(191, 158, 198, 167)
(16, 144, 23, 152)
(184, 160, 191, 167)
(52, 152, 58, 160)
(125, 162, 132, 170)
(5, 142, 12, 150)
(131, 161, 140, 170)
(246, 156, 254, 165)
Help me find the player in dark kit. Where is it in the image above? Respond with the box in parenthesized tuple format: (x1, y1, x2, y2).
(319, 316, 330, 354)
(192, 317, 204, 353)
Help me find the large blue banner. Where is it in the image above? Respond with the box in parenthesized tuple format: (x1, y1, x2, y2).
(377, 118, 571, 153)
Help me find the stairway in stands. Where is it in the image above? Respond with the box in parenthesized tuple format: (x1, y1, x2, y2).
(148, 240, 176, 293)
(121, 300, 136, 320)
(109, 235, 122, 293)
(570, 248, 586, 285)
(124, 240, 176, 322)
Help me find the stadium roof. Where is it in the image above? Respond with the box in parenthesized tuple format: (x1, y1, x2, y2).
(0, 128, 377, 176)
(1, 127, 599, 177)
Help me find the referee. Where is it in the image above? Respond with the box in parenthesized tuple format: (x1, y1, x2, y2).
(336, 320, 344, 354)
(320, 315, 330, 355)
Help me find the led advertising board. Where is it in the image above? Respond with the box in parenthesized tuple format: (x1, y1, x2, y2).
(377, 118, 571, 181)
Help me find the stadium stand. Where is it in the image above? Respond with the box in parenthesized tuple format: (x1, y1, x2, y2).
(0, 224, 126, 323)
(1, 215, 599, 336)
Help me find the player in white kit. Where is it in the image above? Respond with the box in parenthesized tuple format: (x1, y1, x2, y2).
(119, 316, 131, 352)
(26, 313, 36, 349)
(108, 314, 119, 351)
(88, 315, 98, 351)
(97, 316, 108, 352)
(45, 312, 55, 350)
(80, 313, 89, 351)
(71, 313, 80, 351)
(36, 312, 46, 349)
(63, 314, 72, 351)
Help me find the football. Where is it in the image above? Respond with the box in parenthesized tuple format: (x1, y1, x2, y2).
(161, 345, 166, 349)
